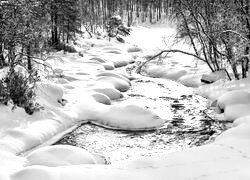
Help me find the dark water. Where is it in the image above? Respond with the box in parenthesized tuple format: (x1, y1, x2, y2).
(55, 74, 229, 163)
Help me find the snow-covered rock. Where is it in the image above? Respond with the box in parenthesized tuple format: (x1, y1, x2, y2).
(92, 104, 165, 131)
(25, 145, 97, 167)
(178, 74, 202, 87)
(37, 82, 64, 107)
(201, 70, 228, 84)
(224, 103, 250, 121)
(233, 115, 250, 127)
(146, 65, 167, 78)
(89, 57, 107, 63)
(103, 62, 115, 70)
(127, 47, 142, 53)
(90, 92, 111, 105)
(97, 76, 130, 92)
(217, 90, 250, 111)
(96, 72, 131, 85)
(91, 86, 123, 100)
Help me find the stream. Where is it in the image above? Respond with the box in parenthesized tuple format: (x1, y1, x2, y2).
(55, 67, 229, 163)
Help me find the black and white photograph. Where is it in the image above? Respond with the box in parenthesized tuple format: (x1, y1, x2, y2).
(0, 0, 250, 179)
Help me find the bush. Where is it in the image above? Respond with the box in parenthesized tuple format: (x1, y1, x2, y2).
(0, 70, 38, 114)
(105, 15, 131, 42)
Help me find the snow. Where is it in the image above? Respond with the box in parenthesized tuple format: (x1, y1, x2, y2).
(91, 104, 165, 131)
(216, 90, 250, 111)
(96, 76, 130, 92)
(25, 145, 97, 167)
(224, 103, 250, 121)
(90, 86, 123, 100)
(1, 24, 250, 179)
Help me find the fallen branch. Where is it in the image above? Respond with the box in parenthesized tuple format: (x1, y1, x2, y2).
(136, 49, 207, 74)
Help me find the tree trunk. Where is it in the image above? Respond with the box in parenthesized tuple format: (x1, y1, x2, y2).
(27, 45, 32, 71)
(0, 43, 5, 68)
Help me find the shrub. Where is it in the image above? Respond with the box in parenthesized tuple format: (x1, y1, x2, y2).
(105, 15, 131, 42)
(0, 70, 39, 114)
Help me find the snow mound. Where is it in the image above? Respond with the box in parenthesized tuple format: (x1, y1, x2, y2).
(37, 82, 64, 107)
(96, 72, 131, 85)
(201, 70, 228, 83)
(25, 145, 97, 167)
(217, 90, 250, 111)
(146, 65, 167, 78)
(55, 78, 69, 84)
(89, 57, 107, 63)
(90, 92, 111, 105)
(233, 115, 250, 127)
(92, 104, 165, 131)
(11, 166, 58, 180)
(178, 74, 202, 87)
(103, 62, 115, 70)
(224, 103, 250, 121)
(97, 76, 130, 92)
(167, 70, 187, 80)
(105, 50, 122, 54)
(91, 86, 123, 100)
(102, 47, 122, 51)
(127, 47, 142, 53)
(107, 56, 129, 68)
(0, 150, 25, 173)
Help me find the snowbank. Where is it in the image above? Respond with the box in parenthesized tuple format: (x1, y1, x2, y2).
(25, 145, 97, 167)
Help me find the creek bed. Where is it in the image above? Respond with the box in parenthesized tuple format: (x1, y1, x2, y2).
(56, 74, 229, 163)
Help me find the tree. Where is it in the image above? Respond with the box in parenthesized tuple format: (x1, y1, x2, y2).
(105, 15, 131, 42)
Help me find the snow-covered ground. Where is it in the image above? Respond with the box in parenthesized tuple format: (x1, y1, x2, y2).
(1, 24, 250, 179)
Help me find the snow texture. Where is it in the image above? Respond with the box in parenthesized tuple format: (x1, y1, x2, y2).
(1, 25, 250, 180)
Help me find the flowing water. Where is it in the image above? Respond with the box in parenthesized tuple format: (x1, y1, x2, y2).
(56, 70, 229, 163)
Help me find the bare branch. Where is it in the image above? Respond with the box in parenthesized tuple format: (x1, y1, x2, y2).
(220, 30, 249, 42)
(136, 49, 207, 74)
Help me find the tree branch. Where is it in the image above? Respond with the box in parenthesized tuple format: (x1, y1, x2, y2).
(136, 49, 207, 74)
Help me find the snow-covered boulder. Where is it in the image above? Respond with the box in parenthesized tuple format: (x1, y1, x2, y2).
(112, 59, 129, 68)
(233, 115, 250, 127)
(178, 74, 202, 87)
(103, 62, 115, 70)
(97, 76, 130, 92)
(92, 104, 165, 131)
(127, 46, 142, 53)
(217, 90, 250, 111)
(146, 65, 167, 78)
(201, 70, 228, 84)
(89, 57, 107, 63)
(167, 69, 187, 80)
(25, 145, 97, 167)
(90, 92, 111, 105)
(224, 103, 250, 121)
(36, 82, 64, 107)
(91, 87, 123, 100)
(96, 72, 131, 85)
